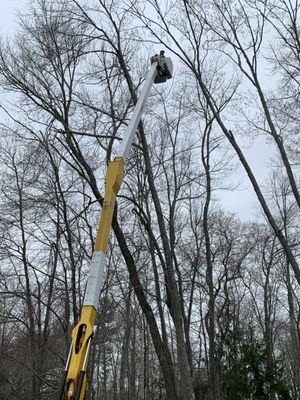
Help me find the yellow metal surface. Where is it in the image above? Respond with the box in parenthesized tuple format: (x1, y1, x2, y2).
(63, 157, 125, 399)
(95, 157, 125, 251)
(65, 305, 96, 399)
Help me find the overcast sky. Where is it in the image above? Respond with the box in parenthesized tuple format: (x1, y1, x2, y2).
(0, 1, 28, 36)
(0, 1, 273, 222)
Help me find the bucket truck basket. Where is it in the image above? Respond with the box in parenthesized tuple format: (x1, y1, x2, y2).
(151, 51, 173, 84)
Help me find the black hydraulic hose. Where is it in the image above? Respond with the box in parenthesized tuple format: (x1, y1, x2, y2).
(73, 335, 92, 400)
(55, 345, 72, 400)
(55, 370, 67, 400)
(74, 371, 85, 400)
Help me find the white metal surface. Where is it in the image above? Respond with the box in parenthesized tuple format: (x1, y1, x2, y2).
(116, 61, 158, 161)
(83, 251, 106, 308)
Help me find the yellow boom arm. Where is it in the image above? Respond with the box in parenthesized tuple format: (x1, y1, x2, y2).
(55, 51, 172, 400)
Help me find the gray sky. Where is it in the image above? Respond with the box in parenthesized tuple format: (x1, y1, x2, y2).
(220, 134, 272, 222)
(0, 1, 28, 36)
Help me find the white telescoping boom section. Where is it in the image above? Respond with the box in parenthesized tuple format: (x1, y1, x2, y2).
(56, 51, 173, 400)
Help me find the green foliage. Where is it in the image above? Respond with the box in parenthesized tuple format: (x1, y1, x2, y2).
(221, 327, 291, 400)
(193, 376, 208, 400)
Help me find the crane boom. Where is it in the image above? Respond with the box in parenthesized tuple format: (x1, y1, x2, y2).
(55, 51, 172, 400)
